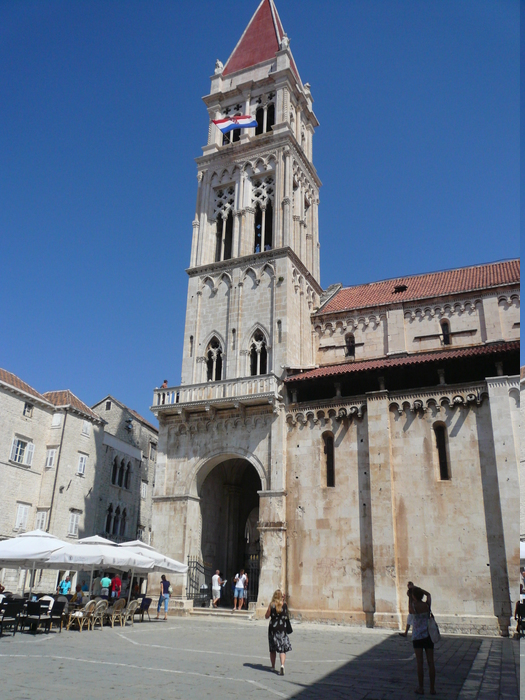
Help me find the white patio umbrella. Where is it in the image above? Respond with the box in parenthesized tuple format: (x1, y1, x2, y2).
(119, 541, 187, 603)
(0, 530, 66, 595)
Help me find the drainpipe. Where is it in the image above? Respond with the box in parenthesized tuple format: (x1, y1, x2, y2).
(46, 408, 68, 533)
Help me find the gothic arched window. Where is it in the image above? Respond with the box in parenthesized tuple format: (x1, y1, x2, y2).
(118, 459, 125, 487)
(111, 457, 118, 485)
(255, 107, 264, 136)
(222, 114, 241, 144)
(266, 103, 275, 132)
(322, 432, 335, 487)
(125, 462, 131, 489)
(223, 210, 233, 260)
(105, 504, 113, 534)
(206, 337, 223, 382)
(250, 331, 267, 376)
(112, 507, 121, 536)
(441, 320, 451, 346)
(345, 333, 355, 359)
(252, 176, 274, 252)
(120, 509, 127, 537)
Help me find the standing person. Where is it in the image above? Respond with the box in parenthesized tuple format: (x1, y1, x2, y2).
(156, 574, 171, 620)
(92, 574, 102, 597)
(57, 575, 71, 596)
(399, 581, 415, 637)
(233, 569, 247, 611)
(212, 570, 223, 608)
(265, 589, 292, 675)
(411, 586, 436, 696)
(110, 573, 122, 599)
(100, 573, 112, 599)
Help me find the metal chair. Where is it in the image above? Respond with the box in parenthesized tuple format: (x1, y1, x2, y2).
(134, 597, 152, 622)
(0, 601, 24, 637)
(20, 600, 51, 634)
(47, 600, 66, 632)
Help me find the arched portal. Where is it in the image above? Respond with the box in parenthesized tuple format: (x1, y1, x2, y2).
(199, 458, 261, 606)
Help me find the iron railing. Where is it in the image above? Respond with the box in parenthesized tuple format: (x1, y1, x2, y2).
(186, 556, 214, 607)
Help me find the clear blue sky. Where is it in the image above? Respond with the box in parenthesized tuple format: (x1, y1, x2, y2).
(0, 0, 519, 426)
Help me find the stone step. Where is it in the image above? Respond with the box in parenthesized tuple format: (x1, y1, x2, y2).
(189, 608, 254, 621)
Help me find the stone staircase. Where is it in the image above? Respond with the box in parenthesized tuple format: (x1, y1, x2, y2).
(189, 607, 255, 621)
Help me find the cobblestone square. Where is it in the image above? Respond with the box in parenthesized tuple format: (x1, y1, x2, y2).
(0, 617, 519, 699)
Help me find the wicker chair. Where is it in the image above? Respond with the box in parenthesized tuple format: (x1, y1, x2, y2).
(104, 597, 126, 628)
(66, 599, 96, 632)
(90, 599, 108, 630)
(120, 599, 141, 627)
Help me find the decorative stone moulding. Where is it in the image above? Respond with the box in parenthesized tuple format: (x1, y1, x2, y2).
(388, 384, 488, 415)
(498, 293, 520, 307)
(240, 263, 276, 285)
(199, 272, 233, 295)
(404, 299, 480, 321)
(172, 409, 277, 436)
(314, 314, 385, 336)
(285, 401, 367, 427)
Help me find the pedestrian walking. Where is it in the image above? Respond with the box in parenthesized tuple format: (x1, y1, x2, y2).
(265, 589, 292, 675)
(156, 574, 171, 620)
(233, 569, 247, 611)
(57, 575, 71, 596)
(399, 581, 415, 637)
(212, 570, 222, 608)
(100, 573, 111, 599)
(411, 586, 436, 695)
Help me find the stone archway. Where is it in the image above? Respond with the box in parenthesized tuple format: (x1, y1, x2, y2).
(198, 458, 261, 605)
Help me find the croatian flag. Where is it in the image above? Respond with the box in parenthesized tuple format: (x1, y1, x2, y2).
(213, 115, 258, 134)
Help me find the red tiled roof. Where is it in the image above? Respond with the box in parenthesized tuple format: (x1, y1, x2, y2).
(286, 341, 519, 383)
(319, 260, 520, 315)
(43, 390, 101, 421)
(0, 368, 50, 403)
(222, 0, 300, 81)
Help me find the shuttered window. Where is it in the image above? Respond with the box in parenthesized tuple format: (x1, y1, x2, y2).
(15, 503, 30, 531)
(10, 438, 34, 466)
(35, 510, 47, 531)
(68, 511, 80, 536)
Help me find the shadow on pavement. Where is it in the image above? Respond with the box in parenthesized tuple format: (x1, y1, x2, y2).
(244, 662, 279, 674)
(287, 634, 482, 699)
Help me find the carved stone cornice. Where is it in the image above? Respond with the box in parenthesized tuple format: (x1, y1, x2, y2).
(286, 396, 367, 427)
(388, 382, 488, 414)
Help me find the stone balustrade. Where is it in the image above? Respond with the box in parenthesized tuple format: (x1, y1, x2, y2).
(152, 374, 283, 413)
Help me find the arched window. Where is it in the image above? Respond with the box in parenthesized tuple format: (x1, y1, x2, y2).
(105, 504, 113, 534)
(112, 507, 120, 536)
(345, 333, 355, 359)
(249, 331, 267, 376)
(215, 217, 223, 262)
(322, 432, 335, 487)
(206, 337, 223, 382)
(215, 210, 234, 262)
(266, 103, 275, 132)
(111, 457, 118, 485)
(222, 114, 241, 144)
(254, 202, 273, 252)
(125, 462, 131, 489)
(120, 509, 127, 537)
(118, 459, 125, 487)
(433, 423, 450, 480)
(255, 106, 264, 136)
(441, 320, 451, 346)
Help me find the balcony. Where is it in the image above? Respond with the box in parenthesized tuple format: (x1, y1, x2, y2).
(151, 374, 283, 415)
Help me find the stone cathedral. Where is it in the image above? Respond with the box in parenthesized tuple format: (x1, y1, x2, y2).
(151, 0, 520, 635)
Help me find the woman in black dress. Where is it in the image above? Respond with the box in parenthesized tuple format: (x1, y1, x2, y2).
(265, 589, 292, 675)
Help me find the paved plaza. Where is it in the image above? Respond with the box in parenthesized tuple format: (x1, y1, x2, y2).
(0, 615, 519, 699)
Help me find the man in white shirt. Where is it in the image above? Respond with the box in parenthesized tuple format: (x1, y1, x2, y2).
(233, 569, 248, 611)
(211, 570, 222, 608)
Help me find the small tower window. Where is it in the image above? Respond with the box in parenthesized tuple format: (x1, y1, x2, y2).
(345, 333, 355, 359)
(441, 320, 451, 346)
(323, 432, 335, 487)
(264, 200, 273, 250)
(250, 331, 268, 376)
(433, 423, 450, 480)
(215, 217, 223, 262)
(255, 107, 264, 136)
(266, 103, 275, 132)
(189, 335, 194, 357)
(223, 210, 233, 260)
(206, 337, 223, 381)
(254, 204, 263, 252)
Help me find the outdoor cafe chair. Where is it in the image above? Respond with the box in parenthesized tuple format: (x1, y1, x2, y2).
(0, 601, 24, 637)
(134, 597, 152, 622)
(121, 599, 140, 627)
(20, 600, 51, 634)
(104, 597, 126, 628)
(48, 600, 66, 632)
(90, 599, 108, 630)
(66, 599, 96, 632)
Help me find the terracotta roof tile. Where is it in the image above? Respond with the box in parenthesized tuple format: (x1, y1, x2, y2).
(222, 0, 300, 81)
(318, 260, 520, 315)
(0, 369, 50, 404)
(286, 341, 519, 383)
(43, 390, 101, 422)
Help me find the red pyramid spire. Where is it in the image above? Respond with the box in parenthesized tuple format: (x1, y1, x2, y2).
(222, 0, 299, 80)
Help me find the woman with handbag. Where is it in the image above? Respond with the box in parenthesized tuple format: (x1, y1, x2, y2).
(156, 574, 171, 621)
(265, 589, 292, 675)
(411, 586, 436, 695)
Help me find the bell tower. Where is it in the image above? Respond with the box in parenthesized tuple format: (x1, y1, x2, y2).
(181, 0, 322, 386)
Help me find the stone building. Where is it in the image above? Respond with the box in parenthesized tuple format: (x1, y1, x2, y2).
(150, 0, 520, 634)
(0, 371, 157, 592)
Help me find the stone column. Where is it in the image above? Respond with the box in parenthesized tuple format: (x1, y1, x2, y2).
(485, 376, 520, 632)
(366, 390, 401, 629)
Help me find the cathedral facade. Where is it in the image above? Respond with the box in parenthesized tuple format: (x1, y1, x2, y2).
(151, 0, 520, 635)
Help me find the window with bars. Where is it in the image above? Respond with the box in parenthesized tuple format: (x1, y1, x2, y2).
(77, 453, 87, 475)
(15, 503, 30, 531)
(45, 448, 57, 469)
(10, 437, 34, 466)
(35, 510, 47, 531)
(68, 511, 81, 537)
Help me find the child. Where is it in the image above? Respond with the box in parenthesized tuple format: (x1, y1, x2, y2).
(399, 581, 415, 637)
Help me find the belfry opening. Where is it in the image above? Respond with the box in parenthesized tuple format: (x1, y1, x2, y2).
(198, 458, 261, 606)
